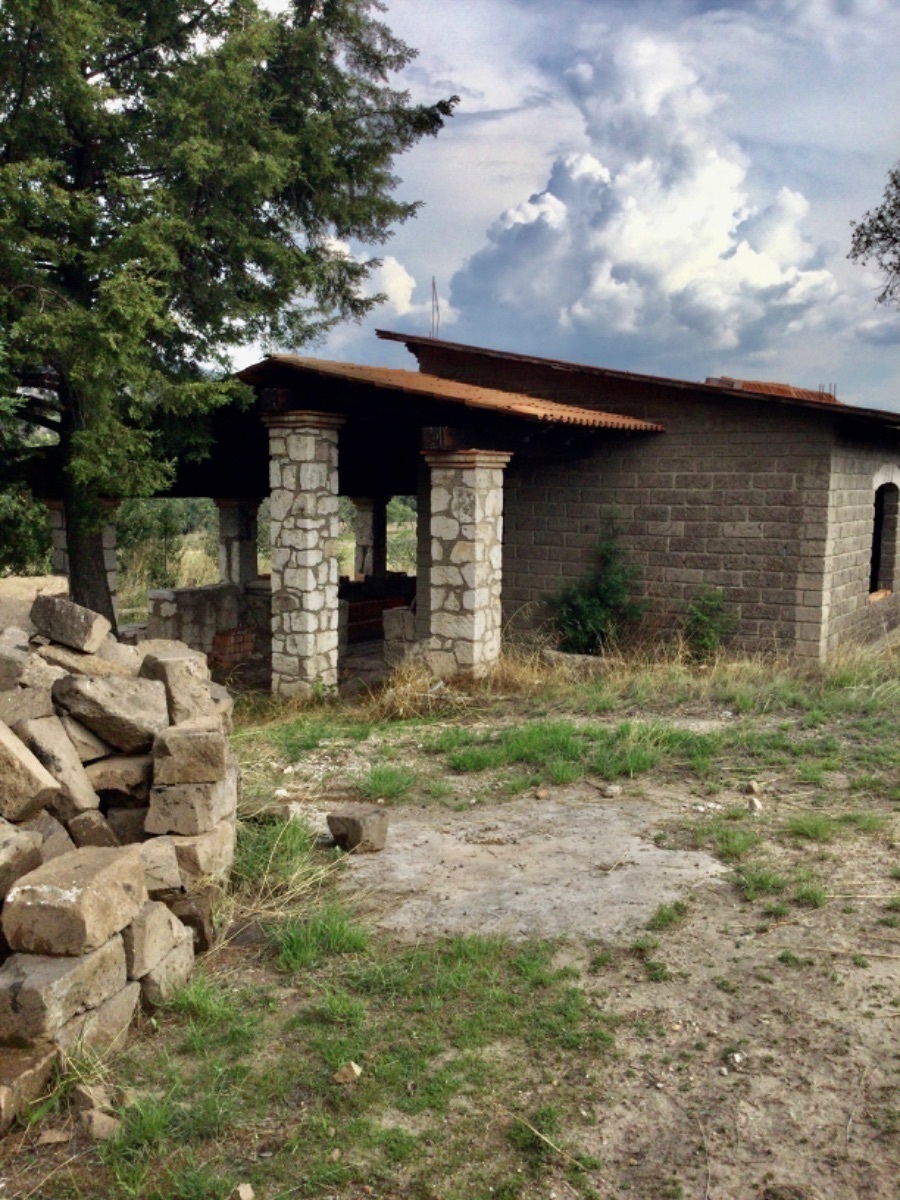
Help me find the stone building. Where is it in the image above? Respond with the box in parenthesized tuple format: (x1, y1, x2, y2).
(36, 333, 900, 692)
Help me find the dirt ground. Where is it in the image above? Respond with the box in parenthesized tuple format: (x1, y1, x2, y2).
(0, 574, 67, 631)
(3, 572, 900, 1198)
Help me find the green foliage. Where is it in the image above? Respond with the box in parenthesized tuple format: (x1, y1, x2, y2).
(360, 764, 416, 799)
(0, 1, 454, 607)
(550, 526, 645, 654)
(850, 161, 900, 306)
(0, 485, 51, 575)
(682, 587, 735, 661)
(271, 905, 369, 971)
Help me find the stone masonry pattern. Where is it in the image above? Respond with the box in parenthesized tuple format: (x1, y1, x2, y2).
(266, 412, 344, 696)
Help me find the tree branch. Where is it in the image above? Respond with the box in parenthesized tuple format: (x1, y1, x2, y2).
(86, 0, 227, 81)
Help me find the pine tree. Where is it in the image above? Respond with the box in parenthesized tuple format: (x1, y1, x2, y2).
(0, 0, 455, 623)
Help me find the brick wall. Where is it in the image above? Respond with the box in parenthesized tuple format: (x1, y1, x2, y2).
(820, 443, 900, 654)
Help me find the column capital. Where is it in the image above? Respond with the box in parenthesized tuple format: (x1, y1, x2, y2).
(422, 449, 513, 470)
(262, 410, 346, 432)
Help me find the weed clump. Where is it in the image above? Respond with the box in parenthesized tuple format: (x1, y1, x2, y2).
(549, 526, 645, 654)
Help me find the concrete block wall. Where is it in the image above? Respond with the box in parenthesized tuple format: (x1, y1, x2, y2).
(820, 444, 900, 654)
(502, 403, 833, 655)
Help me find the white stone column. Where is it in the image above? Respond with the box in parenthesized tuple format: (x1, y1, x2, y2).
(216, 498, 260, 586)
(264, 411, 345, 697)
(424, 449, 512, 677)
(350, 497, 389, 580)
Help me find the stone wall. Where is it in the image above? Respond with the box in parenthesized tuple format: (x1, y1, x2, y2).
(146, 581, 272, 676)
(0, 597, 238, 1131)
(820, 443, 900, 654)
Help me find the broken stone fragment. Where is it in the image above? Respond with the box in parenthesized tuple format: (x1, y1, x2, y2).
(19, 811, 76, 864)
(105, 806, 150, 844)
(0, 1046, 59, 1134)
(30, 594, 111, 654)
(0, 936, 126, 1046)
(170, 818, 236, 888)
(54, 980, 140, 1058)
(152, 719, 228, 786)
(146, 754, 239, 837)
(0, 627, 31, 690)
(36, 643, 132, 679)
(0, 685, 55, 725)
(165, 888, 217, 953)
(0, 819, 42, 899)
(67, 810, 121, 849)
(138, 837, 184, 898)
(209, 682, 234, 734)
(139, 651, 215, 725)
(139, 923, 194, 1007)
(123, 901, 191, 978)
(327, 805, 388, 853)
(19, 654, 67, 691)
(2, 845, 148, 957)
(52, 675, 169, 753)
(0, 719, 62, 822)
(59, 714, 114, 764)
(85, 754, 153, 800)
(93, 635, 142, 673)
(80, 1108, 121, 1141)
(13, 715, 100, 821)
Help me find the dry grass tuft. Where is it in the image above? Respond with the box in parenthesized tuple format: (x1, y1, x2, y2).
(361, 656, 474, 721)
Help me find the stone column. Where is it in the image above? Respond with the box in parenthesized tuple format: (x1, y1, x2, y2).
(264, 411, 345, 697)
(215, 498, 260, 586)
(350, 497, 388, 580)
(45, 500, 119, 618)
(424, 449, 512, 677)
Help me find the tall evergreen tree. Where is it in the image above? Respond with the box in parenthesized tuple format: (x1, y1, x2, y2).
(0, 0, 455, 623)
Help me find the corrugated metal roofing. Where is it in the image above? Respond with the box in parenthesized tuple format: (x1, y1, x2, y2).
(705, 376, 840, 404)
(260, 355, 663, 432)
(377, 330, 900, 428)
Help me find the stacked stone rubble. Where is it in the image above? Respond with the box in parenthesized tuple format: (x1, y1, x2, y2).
(0, 595, 239, 1132)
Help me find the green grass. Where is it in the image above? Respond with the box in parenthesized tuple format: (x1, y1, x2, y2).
(360, 764, 416, 799)
(736, 864, 788, 901)
(646, 900, 689, 930)
(271, 905, 369, 971)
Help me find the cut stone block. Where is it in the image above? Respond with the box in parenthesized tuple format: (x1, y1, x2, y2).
(85, 754, 152, 800)
(0, 1046, 59, 1133)
(59, 714, 114, 764)
(105, 806, 150, 844)
(140, 651, 215, 725)
(146, 754, 239, 836)
(55, 980, 139, 1058)
(166, 888, 217, 953)
(3, 845, 148, 957)
(13, 715, 100, 821)
(170, 819, 236, 888)
(0, 819, 42, 899)
(123, 901, 190, 978)
(0, 937, 126, 1046)
(138, 837, 183, 897)
(327, 805, 388, 853)
(0, 719, 62, 821)
(94, 635, 142, 673)
(140, 924, 194, 1007)
(0, 686, 55, 725)
(52, 675, 169, 753)
(30, 594, 111, 654)
(19, 654, 67, 690)
(0, 627, 31, 690)
(37, 643, 131, 679)
(20, 811, 76, 864)
(152, 719, 228, 786)
(67, 811, 120, 849)
(209, 682, 234, 734)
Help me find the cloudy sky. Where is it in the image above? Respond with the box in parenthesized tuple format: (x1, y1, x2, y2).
(265, 0, 900, 412)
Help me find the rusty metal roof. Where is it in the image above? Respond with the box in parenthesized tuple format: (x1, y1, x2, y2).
(259, 355, 663, 432)
(705, 377, 840, 404)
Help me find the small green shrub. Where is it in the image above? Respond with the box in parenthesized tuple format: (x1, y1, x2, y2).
(682, 587, 735, 661)
(549, 526, 644, 654)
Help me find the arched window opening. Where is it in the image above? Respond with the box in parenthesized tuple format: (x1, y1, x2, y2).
(870, 482, 899, 595)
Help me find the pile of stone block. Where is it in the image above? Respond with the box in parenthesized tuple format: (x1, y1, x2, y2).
(0, 594, 239, 1132)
